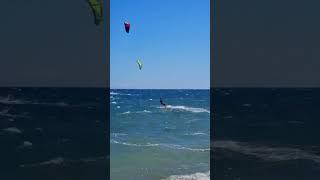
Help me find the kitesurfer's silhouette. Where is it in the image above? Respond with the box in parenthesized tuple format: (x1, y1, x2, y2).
(160, 97, 166, 107)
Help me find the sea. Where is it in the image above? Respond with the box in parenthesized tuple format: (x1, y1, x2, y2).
(0, 88, 109, 180)
(213, 88, 320, 180)
(110, 89, 210, 180)
(3, 88, 316, 180)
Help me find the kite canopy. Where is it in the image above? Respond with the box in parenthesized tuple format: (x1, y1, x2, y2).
(87, 0, 103, 25)
(124, 22, 130, 33)
(137, 59, 143, 70)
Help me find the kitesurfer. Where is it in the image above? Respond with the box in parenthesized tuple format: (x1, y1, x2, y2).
(160, 97, 166, 107)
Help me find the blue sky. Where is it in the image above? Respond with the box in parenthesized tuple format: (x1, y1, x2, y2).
(110, 0, 210, 89)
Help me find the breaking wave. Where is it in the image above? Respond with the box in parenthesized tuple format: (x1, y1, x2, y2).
(120, 110, 152, 115)
(159, 105, 210, 113)
(111, 139, 209, 152)
(111, 133, 128, 137)
(184, 132, 207, 136)
(120, 111, 131, 115)
(164, 171, 210, 180)
(110, 92, 136, 96)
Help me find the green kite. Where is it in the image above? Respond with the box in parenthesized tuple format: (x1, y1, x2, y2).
(137, 59, 143, 70)
(87, 0, 103, 25)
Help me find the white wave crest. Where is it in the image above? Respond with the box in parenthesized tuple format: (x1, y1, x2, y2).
(120, 111, 131, 115)
(110, 92, 135, 96)
(137, 110, 152, 113)
(160, 105, 210, 113)
(120, 110, 152, 115)
(111, 133, 128, 137)
(184, 132, 207, 136)
(111, 140, 209, 152)
(164, 171, 210, 180)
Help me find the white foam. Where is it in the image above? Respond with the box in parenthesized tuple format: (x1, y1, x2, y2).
(120, 110, 151, 114)
(111, 101, 117, 104)
(120, 111, 131, 115)
(111, 140, 209, 152)
(111, 133, 128, 137)
(111, 140, 159, 147)
(110, 92, 135, 96)
(164, 171, 210, 180)
(184, 132, 207, 136)
(137, 110, 152, 113)
(160, 105, 210, 113)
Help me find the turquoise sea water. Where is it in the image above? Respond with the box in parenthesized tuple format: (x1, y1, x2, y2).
(110, 89, 210, 180)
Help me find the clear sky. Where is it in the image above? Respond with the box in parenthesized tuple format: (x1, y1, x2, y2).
(110, 0, 210, 89)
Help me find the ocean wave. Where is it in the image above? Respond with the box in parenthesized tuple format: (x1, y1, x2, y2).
(111, 133, 128, 137)
(110, 92, 136, 96)
(120, 110, 152, 115)
(111, 139, 209, 152)
(120, 111, 131, 115)
(136, 110, 152, 113)
(214, 140, 320, 164)
(164, 171, 210, 180)
(185, 119, 201, 124)
(184, 132, 207, 136)
(159, 105, 210, 113)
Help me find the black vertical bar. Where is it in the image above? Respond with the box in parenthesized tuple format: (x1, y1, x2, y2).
(104, 0, 110, 179)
